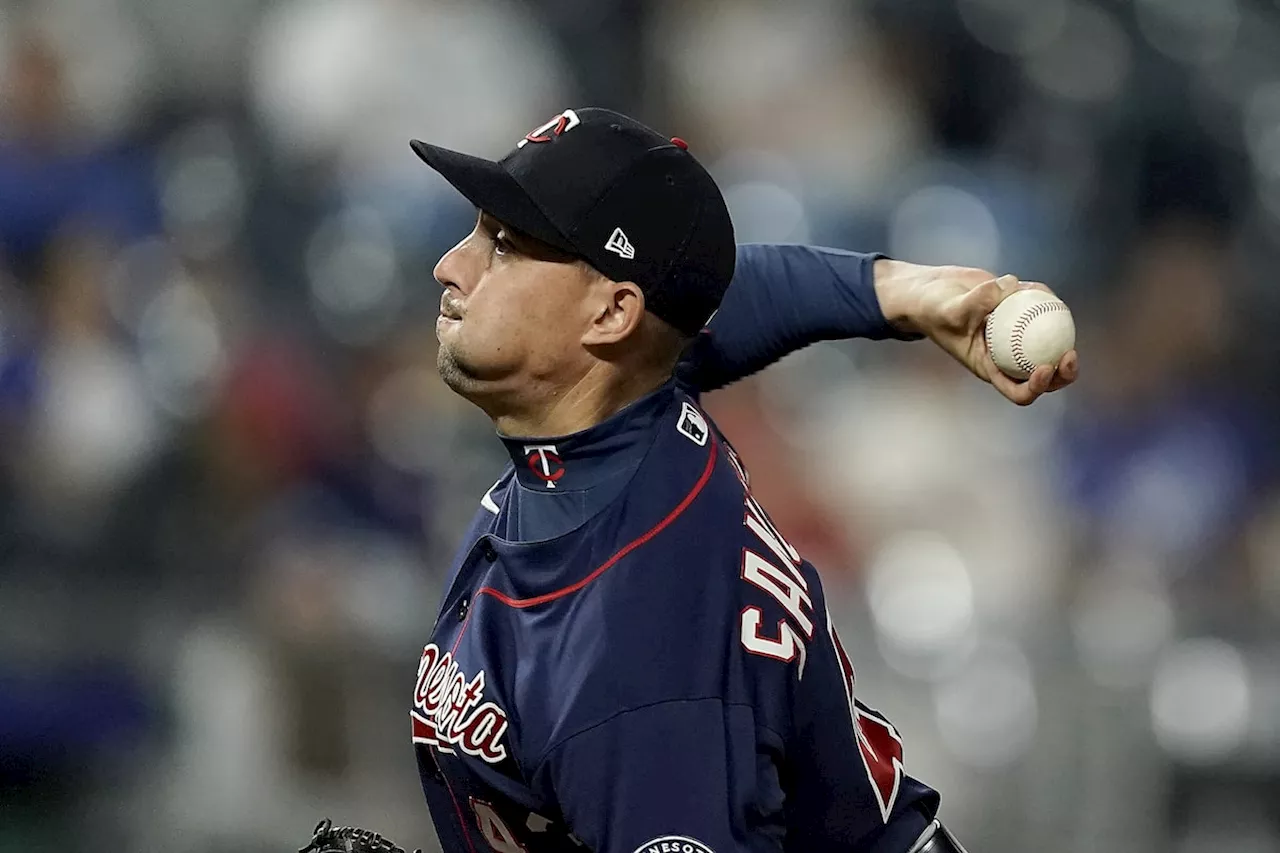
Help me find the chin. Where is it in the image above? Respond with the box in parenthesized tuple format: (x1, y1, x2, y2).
(436, 345, 470, 389)
(436, 342, 491, 395)
(437, 344, 530, 413)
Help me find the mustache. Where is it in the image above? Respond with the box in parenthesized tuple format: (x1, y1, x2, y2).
(439, 293, 463, 320)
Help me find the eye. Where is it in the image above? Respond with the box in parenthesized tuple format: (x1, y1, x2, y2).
(493, 230, 514, 256)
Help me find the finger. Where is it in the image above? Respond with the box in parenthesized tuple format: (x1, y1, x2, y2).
(1046, 349, 1079, 392)
(982, 354, 1038, 406)
(1027, 364, 1056, 396)
(1024, 361, 1054, 394)
(959, 277, 1003, 320)
(1059, 349, 1079, 382)
(973, 322, 1039, 405)
(1019, 280, 1055, 296)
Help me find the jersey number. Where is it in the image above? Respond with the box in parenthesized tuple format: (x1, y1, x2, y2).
(471, 800, 526, 853)
(830, 620, 904, 822)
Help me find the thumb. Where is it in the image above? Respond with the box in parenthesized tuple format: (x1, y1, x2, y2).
(957, 274, 1018, 324)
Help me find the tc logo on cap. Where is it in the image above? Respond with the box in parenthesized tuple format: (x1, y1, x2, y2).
(518, 109, 581, 148)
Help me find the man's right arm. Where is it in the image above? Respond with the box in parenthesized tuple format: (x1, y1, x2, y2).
(676, 243, 919, 393)
(675, 245, 1078, 406)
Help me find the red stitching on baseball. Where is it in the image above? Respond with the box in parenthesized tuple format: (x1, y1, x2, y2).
(1008, 300, 1068, 375)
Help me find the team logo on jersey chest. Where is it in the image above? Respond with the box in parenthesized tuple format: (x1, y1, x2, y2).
(410, 643, 509, 763)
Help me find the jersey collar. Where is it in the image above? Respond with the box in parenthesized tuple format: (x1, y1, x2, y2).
(499, 381, 675, 492)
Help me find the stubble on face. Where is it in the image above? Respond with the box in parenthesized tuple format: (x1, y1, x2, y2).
(436, 339, 480, 394)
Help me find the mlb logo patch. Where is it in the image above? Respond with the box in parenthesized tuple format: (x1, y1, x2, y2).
(676, 402, 708, 447)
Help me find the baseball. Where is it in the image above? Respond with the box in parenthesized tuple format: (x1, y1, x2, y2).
(984, 289, 1076, 380)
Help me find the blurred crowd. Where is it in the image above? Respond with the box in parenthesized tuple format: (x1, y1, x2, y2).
(1, 0, 1278, 851)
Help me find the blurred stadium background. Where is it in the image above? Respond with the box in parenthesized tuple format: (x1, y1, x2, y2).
(2, 0, 1279, 850)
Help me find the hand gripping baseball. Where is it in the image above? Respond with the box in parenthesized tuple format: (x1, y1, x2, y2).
(874, 263, 1080, 406)
(298, 819, 422, 853)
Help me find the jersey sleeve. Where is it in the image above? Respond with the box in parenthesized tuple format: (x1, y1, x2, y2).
(675, 244, 920, 394)
(533, 697, 779, 853)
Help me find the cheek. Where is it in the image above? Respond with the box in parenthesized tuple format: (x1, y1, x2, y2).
(452, 285, 544, 367)
(483, 275, 583, 340)
(527, 291, 580, 329)
(531, 291, 591, 356)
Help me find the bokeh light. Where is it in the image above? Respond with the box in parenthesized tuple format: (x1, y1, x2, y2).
(306, 207, 403, 346)
(137, 278, 227, 420)
(1070, 573, 1175, 688)
(1151, 638, 1252, 764)
(888, 184, 1002, 271)
(1022, 1, 1132, 103)
(867, 532, 977, 677)
(933, 638, 1038, 769)
(1134, 0, 1240, 67)
(958, 0, 1068, 57)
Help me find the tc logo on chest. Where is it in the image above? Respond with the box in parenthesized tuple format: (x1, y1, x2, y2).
(524, 444, 565, 488)
(411, 643, 510, 763)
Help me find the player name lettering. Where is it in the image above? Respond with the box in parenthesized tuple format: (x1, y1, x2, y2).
(725, 445, 904, 820)
(725, 445, 815, 675)
(411, 643, 509, 763)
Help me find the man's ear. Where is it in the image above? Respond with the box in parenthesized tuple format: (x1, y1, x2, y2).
(582, 279, 646, 346)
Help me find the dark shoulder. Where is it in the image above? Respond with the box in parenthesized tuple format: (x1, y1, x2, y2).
(597, 432, 754, 609)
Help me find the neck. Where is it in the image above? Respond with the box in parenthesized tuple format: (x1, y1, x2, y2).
(489, 364, 671, 439)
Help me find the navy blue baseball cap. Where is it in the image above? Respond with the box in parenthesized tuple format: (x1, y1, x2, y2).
(410, 108, 735, 336)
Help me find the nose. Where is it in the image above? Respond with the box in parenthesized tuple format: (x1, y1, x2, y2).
(433, 232, 476, 294)
(433, 244, 460, 292)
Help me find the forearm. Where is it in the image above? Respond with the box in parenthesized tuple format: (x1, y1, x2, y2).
(726, 243, 913, 343)
(679, 244, 917, 392)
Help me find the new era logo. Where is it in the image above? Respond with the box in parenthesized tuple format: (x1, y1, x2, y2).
(605, 227, 635, 260)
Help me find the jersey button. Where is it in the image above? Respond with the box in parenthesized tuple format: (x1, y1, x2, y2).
(456, 597, 470, 621)
(479, 540, 497, 562)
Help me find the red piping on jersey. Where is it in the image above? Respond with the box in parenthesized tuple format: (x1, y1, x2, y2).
(475, 431, 720, 610)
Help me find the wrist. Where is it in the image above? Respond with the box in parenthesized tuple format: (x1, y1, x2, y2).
(872, 258, 927, 337)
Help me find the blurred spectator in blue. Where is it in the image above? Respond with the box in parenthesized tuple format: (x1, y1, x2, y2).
(0, 29, 162, 852)
(1056, 216, 1273, 594)
(0, 32, 158, 285)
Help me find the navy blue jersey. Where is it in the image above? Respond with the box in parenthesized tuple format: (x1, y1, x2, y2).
(412, 245, 939, 853)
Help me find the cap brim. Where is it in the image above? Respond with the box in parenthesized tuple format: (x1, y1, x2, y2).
(410, 140, 576, 254)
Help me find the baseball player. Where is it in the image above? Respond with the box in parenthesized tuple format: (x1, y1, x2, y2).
(387, 108, 1076, 853)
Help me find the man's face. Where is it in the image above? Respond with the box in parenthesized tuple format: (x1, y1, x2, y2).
(433, 213, 596, 399)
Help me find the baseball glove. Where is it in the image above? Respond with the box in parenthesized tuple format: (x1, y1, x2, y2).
(298, 819, 421, 853)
